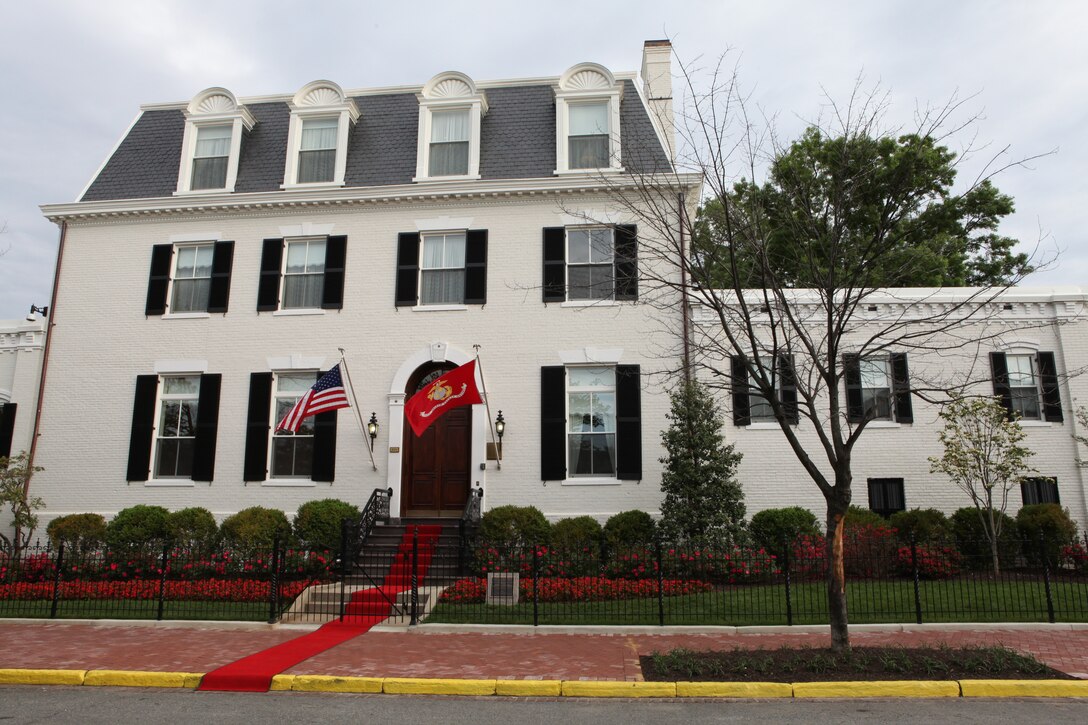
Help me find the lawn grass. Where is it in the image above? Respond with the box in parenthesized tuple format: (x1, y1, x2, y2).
(426, 578, 1088, 626)
(0, 600, 270, 621)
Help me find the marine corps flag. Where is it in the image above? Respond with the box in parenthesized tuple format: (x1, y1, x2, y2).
(405, 360, 483, 437)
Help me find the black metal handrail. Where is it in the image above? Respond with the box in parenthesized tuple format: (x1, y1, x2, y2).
(458, 487, 484, 573)
(353, 487, 393, 559)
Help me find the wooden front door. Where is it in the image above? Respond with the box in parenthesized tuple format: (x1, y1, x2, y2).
(402, 364, 472, 517)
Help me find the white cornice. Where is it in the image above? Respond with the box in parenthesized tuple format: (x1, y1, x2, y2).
(41, 172, 702, 222)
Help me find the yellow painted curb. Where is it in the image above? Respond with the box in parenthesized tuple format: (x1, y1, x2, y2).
(290, 675, 383, 693)
(793, 680, 960, 698)
(495, 680, 563, 697)
(0, 669, 86, 686)
(269, 675, 295, 691)
(960, 680, 1088, 698)
(83, 670, 203, 689)
(382, 678, 497, 696)
(560, 681, 677, 698)
(677, 681, 793, 698)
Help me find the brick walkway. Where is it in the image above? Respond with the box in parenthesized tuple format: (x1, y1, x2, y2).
(1, 622, 1086, 681)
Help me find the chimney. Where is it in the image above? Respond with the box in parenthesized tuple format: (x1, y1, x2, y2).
(641, 39, 674, 162)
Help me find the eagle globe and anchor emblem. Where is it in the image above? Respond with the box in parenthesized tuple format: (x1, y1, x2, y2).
(419, 376, 469, 418)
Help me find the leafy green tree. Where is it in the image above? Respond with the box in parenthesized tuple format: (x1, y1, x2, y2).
(658, 380, 745, 547)
(0, 452, 45, 558)
(929, 396, 1034, 575)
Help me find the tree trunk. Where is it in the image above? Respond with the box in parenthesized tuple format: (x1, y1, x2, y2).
(826, 493, 850, 652)
(987, 507, 1001, 577)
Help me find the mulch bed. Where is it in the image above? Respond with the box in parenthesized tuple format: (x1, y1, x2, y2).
(641, 645, 1076, 682)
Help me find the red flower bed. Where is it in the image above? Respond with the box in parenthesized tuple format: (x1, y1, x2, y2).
(0, 578, 311, 603)
(438, 576, 713, 604)
(894, 543, 962, 579)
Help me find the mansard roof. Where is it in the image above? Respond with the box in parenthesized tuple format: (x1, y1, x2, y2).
(80, 78, 672, 202)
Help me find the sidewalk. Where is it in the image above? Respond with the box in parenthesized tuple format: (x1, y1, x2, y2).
(2, 621, 1087, 681)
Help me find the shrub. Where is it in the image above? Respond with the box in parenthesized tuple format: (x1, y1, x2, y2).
(843, 505, 885, 529)
(220, 507, 292, 549)
(603, 510, 656, 548)
(1016, 503, 1078, 568)
(105, 505, 170, 549)
(894, 542, 962, 579)
(46, 513, 107, 551)
(749, 507, 820, 556)
(888, 508, 952, 544)
(550, 516, 603, 552)
(293, 499, 361, 552)
(950, 507, 1019, 570)
(478, 505, 551, 547)
(165, 508, 218, 547)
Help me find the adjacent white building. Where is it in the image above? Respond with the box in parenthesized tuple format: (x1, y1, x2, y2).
(0, 315, 47, 461)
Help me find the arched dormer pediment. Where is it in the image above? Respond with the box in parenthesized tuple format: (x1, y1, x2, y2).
(175, 87, 254, 195)
(413, 72, 488, 182)
(422, 71, 479, 101)
(558, 63, 617, 93)
(291, 80, 357, 117)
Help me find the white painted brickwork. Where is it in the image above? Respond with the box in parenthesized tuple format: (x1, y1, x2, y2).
(0, 318, 46, 457)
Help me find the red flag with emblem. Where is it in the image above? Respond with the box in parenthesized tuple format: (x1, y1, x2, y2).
(404, 360, 483, 437)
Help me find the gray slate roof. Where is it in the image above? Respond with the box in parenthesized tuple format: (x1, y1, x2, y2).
(81, 80, 672, 202)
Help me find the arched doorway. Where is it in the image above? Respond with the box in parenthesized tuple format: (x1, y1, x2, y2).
(400, 362, 473, 517)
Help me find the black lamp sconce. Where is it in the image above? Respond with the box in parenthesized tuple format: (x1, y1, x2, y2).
(367, 412, 379, 442)
(495, 410, 505, 441)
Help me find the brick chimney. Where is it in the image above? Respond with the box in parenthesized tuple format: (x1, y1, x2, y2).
(641, 39, 674, 161)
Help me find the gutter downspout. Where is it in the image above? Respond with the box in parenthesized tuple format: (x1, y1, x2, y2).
(679, 192, 691, 381)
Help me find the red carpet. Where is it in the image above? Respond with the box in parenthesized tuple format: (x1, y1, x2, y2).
(199, 525, 442, 692)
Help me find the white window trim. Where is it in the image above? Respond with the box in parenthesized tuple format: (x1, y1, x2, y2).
(417, 230, 468, 306)
(859, 356, 894, 422)
(175, 88, 255, 195)
(150, 374, 201, 482)
(413, 72, 487, 182)
(164, 241, 215, 315)
(1005, 350, 1048, 422)
(565, 226, 616, 302)
(282, 81, 359, 190)
(565, 365, 619, 481)
(279, 236, 326, 311)
(268, 370, 319, 482)
(553, 63, 624, 175)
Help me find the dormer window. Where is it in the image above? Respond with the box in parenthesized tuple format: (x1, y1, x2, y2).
(283, 81, 359, 189)
(554, 63, 623, 175)
(414, 72, 487, 182)
(175, 88, 254, 195)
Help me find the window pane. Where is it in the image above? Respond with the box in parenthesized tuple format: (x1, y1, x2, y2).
(569, 136, 609, 169)
(283, 274, 323, 308)
(194, 125, 232, 157)
(569, 367, 615, 387)
(1011, 388, 1040, 419)
(431, 110, 470, 142)
(429, 142, 469, 176)
(177, 401, 198, 436)
(300, 118, 338, 150)
(272, 438, 295, 477)
(859, 358, 890, 388)
(191, 156, 228, 190)
(589, 229, 613, 263)
(568, 434, 615, 476)
(163, 376, 200, 395)
(194, 245, 214, 276)
(304, 240, 326, 273)
(278, 374, 316, 393)
(569, 103, 608, 135)
(171, 279, 210, 312)
(567, 229, 590, 264)
(298, 149, 335, 183)
(568, 392, 592, 432)
(443, 234, 466, 267)
(568, 265, 612, 300)
(1007, 355, 1036, 387)
(159, 401, 180, 437)
(591, 434, 616, 475)
(420, 269, 465, 304)
(862, 388, 892, 419)
(422, 237, 445, 269)
(155, 439, 180, 478)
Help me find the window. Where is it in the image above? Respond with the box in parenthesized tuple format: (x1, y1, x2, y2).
(420, 232, 466, 304)
(867, 478, 906, 518)
(145, 242, 235, 316)
(541, 226, 638, 303)
(170, 244, 214, 313)
(568, 102, 610, 169)
(154, 376, 200, 478)
(297, 118, 338, 184)
(175, 88, 254, 195)
(990, 351, 1063, 422)
(257, 236, 346, 312)
(567, 367, 617, 477)
(0, 401, 15, 459)
(283, 239, 326, 309)
(271, 372, 317, 479)
(748, 359, 781, 423)
(844, 353, 913, 424)
(730, 355, 799, 426)
(1021, 477, 1060, 505)
(428, 110, 470, 177)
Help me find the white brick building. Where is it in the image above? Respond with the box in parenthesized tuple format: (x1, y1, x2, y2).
(0, 315, 46, 461)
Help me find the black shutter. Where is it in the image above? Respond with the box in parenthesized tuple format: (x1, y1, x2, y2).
(464, 229, 488, 305)
(207, 241, 234, 313)
(395, 232, 420, 307)
(191, 374, 221, 482)
(541, 366, 566, 480)
(322, 235, 347, 310)
(257, 239, 283, 311)
(542, 227, 566, 302)
(989, 352, 1012, 418)
(890, 352, 913, 424)
(731, 355, 751, 426)
(615, 365, 642, 480)
(1037, 351, 1063, 422)
(614, 224, 638, 301)
(145, 244, 173, 316)
(244, 373, 273, 481)
(0, 403, 16, 459)
(126, 375, 158, 481)
(844, 354, 863, 423)
(311, 410, 338, 482)
(778, 354, 799, 424)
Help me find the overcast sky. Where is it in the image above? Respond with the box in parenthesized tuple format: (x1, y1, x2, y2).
(1, 0, 1085, 319)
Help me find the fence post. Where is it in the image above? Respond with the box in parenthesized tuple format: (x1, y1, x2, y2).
(782, 538, 793, 627)
(339, 518, 351, 622)
(156, 543, 170, 621)
(655, 538, 665, 627)
(1040, 532, 1056, 624)
(909, 532, 923, 625)
(49, 541, 65, 619)
(410, 527, 419, 626)
(267, 537, 281, 624)
(532, 544, 540, 627)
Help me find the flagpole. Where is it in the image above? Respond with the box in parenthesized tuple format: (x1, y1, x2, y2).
(338, 348, 378, 471)
(473, 344, 501, 469)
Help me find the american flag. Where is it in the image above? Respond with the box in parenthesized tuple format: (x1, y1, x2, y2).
(275, 364, 350, 432)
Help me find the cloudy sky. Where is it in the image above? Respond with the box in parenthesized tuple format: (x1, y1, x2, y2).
(1, 1, 1085, 319)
